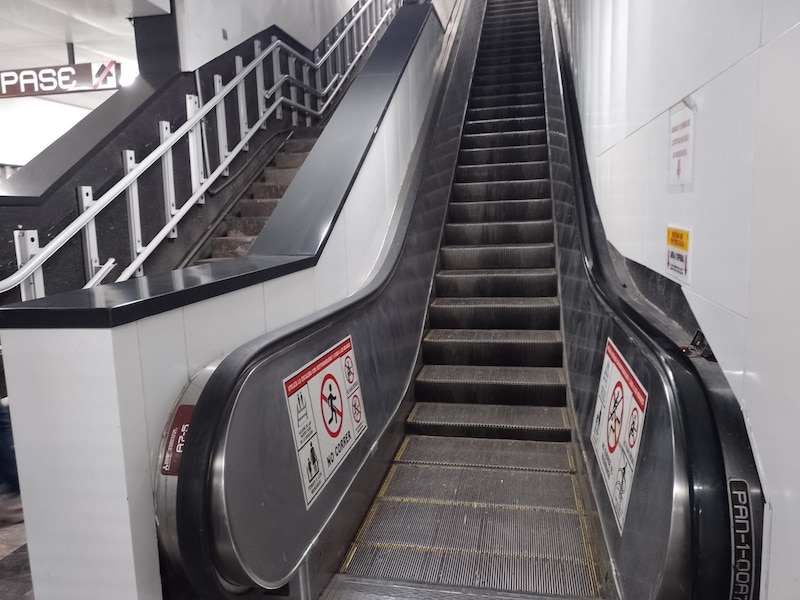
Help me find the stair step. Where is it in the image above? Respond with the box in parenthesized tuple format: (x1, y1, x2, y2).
(460, 130, 547, 149)
(435, 268, 557, 297)
(452, 180, 551, 202)
(449, 199, 552, 223)
(225, 216, 267, 237)
(211, 235, 256, 258)
(455, 160, 549, 183)
(429, 297, 560, 329)
(291, 126, 324, 138)
(283, 138, 317, 153)
(445, 221, 553, 245)
(458, 144, 548, 165)
(466, 103, 545, 121)
(249, 182, 288, 198)
(263, 166, 299, 186)
(396, 435, 574, 472)
(468, 92, 543, 109)
(273, 152, 309, 169)
(422, 329, 562, 367)
(407, 403, 569, 441)
(470, 81, 541, 97)
(238, 198, 279, 218)
(440, 243, 555, 269)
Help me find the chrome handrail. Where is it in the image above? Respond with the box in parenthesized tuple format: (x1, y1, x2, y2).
(0, 0, 398, 297)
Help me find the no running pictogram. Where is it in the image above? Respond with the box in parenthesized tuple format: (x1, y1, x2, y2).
(320, 373, 343, 437)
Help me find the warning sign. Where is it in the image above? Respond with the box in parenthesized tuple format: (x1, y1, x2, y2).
(666, 225, 691, 283)
(283, 336, 368, 508)
(590, 339, 649, 533)
(669, 103, 695, 188)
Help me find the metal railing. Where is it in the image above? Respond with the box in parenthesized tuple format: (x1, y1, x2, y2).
(1, 0, 399, 301)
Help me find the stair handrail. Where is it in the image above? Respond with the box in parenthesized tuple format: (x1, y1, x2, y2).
(0, 0, 398, 298)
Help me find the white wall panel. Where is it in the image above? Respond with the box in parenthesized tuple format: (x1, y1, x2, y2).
(263, 269, 316, 330)
(135, 310, 190, 472)
(174, 0, 362, 71)
(748, 24, 800, 595)
(183, 285, 267, 374)
(0, 328, 158, 600)
(683, 289, 747, 400)
(761, 0, 800, 45)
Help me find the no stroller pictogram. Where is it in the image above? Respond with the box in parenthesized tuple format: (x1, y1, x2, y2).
(320, 373, 343, 437)
(344, 356, 355, 384)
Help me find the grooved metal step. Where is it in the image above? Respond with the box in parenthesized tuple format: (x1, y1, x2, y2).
(458, 145, 548, 166)
(467, 104, 545, 121)
(396, 435, 573, 472)
(460, 130, 547, 149)
(455, 161, 549, 182)
(452, 180, 551, 201)
(322, 575, 596, 600)
(473, 62, 542, 78)
(435, 268, 558, 297)
(444, 221, 554, 245)
(463, 116, 545, 134)
(422, 328, 562, 366)
(406, 403, 570, 441)
(470, 81, 541, 97)
(439, 243, 554, 269)
(448, 199, 552, 222)
(469, 92, 543, 109)
(428, 297, 561, 329)
(415, 364, 565, 406)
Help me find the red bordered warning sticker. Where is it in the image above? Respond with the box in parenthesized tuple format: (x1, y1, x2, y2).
(590, 338, 649, 533)
(283, 336, 368, 509)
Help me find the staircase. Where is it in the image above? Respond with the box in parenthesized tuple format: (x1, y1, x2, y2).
(199, 128, 322, 261)
(325, 0, 606, 597)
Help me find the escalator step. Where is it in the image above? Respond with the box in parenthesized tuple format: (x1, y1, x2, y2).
(415, 364, 565, 405)
(448, 199, 552, 222)
(468, 92, 543, 109)
(435, 268, 557, 297)
(470, 81, 541, 97)
(463, 116, 545, 134)
(460, 130, 547, 149)
(455, 161, 549, 182)
(428, 297, 560, 329)
(422, 329, 562, 366)
(439, 243, 554, 269)
(452, 180, 551, 201)
(473, 62, 542, 78)
(444, 221, 553, 245)
(458, 145, 547, 165)
(396, 435, 573, 472)
(477, 46, 541, 61)
(466, 104, 544, 121)
(480, 38, 540, 54)
(407, 403, 569, 441)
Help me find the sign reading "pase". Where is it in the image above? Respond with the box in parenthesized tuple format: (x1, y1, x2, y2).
(0, 62, 122, 99)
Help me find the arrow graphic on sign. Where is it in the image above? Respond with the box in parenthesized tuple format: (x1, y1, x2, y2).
(676, 158, 682, 179)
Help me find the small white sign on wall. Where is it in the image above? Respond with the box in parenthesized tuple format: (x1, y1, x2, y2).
(668, 102, 695, 189)
(666, 225, 691, 284)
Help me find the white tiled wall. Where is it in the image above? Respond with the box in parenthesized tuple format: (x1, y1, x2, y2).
(559, 0, 800, 595)
(0, 12, 445, 598)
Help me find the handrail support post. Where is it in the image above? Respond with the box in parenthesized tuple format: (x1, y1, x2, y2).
(78, 186, 102, 280)
(13, 229, 44, 301)
(159, 122, 179, 238)
(123, 150, 144, 277)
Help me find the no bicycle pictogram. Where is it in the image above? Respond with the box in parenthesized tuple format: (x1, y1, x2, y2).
(351, 394, 362, 424)
(607, 381, 624, 453)
(320, 373, 343, 437)
(628, 407, 640, 449)
(344, 356, 355, 384)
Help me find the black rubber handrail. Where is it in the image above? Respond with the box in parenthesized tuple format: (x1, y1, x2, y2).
(543, 2, 739, 598)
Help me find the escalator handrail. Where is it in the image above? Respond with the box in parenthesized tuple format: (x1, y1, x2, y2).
(542, 1, 734, 597)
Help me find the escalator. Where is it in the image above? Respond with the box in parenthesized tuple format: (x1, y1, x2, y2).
(164, 0, 763, 599)
(328, 1, 608, 596)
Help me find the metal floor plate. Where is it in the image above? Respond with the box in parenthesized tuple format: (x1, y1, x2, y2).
(323, 574, 599, 600)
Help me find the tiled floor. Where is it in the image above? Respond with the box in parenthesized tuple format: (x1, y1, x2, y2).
(0, 522, 32, 599)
